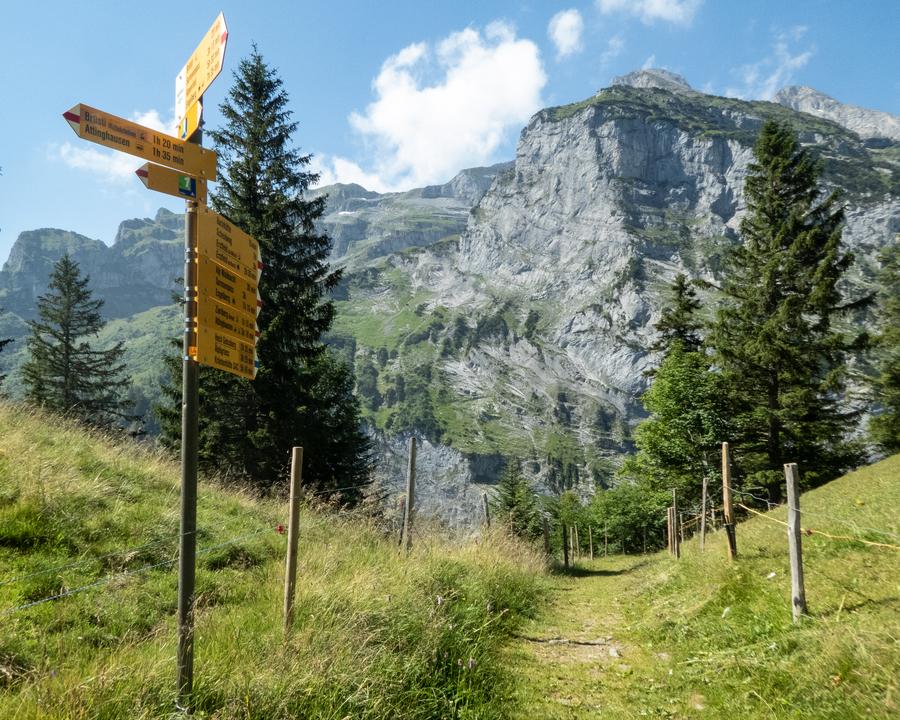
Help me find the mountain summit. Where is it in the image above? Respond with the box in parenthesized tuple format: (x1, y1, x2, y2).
(774, 85, 900, 141)
(611, 68, 693, 93)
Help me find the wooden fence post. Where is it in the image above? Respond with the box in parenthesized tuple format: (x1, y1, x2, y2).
(283, 447, 303, 634)
(588, 526, 594, 561)
(562, 525, 570, 568)
(784, 463, 807, 622)
(666, 507, 673, 555)
(722, 442, 737, 560)
(482, 492, 491, 529)
(671, 489, 680, 559)
(402, 438, 416, 553)
(574, 525, 580, 559)
(700, 475, 708, 551)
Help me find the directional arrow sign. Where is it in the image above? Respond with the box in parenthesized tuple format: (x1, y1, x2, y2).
(136, 163, 207, 205)
(197, 207, 262, 283)
(197, 296, 258, 345)
(176, 12, 228, 133)
(64, 104, 217, 180)
(195, 325, 258, 380)
(197, 256, 261, 318)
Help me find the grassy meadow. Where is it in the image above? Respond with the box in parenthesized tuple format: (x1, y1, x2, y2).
(0, 404, 547, 719)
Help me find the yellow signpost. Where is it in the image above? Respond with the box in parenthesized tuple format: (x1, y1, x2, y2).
(64, 12, 255, 709)
(197, 256, 260, 318)
(135, 163, 207, 205)
(63, 104, 217, 180)
(195, 325, 258, 380)
(197, 207, 262, 282)
(197, 296, 258, 345)
(175, 12, 228, 135)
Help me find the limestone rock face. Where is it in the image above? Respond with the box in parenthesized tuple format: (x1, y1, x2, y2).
(314, 164, 510, 265)
(774, 85, 900, 142)
(346, 82, 898, 519)
(0, 208, 183, 320)
(611, 68, 693, 93)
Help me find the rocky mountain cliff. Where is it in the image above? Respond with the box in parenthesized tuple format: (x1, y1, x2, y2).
(2, 71, 897, 521)
(775, 85, 900, 142)
(0, 208, 184, 321)
(335, 71, 899, 510)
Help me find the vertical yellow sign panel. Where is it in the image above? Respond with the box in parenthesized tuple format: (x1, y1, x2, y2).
(197, 296, 258, 345)
(197, 207, 261, 282)
(175, 12, 228, 130)
(197, 257, 260, 318)
(195, 326, 258, 380)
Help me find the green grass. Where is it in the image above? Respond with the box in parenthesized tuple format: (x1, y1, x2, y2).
(507, 455, 900, 719)
(0, 403, 548, 719)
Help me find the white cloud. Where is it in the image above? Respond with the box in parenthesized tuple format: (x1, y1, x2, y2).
(319, 22, 546, 192)
(601, 34, 625, 65)
(641, 54, 657, 70)
(548, 9, 584, 60)
(597, 0, 702, 25)
(55, 108, 176, 182)
(725, 28, 814, 100)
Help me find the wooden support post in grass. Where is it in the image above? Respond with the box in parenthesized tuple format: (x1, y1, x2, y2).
(402, 437, 416, 553)
(671, 489, 680, 559)
(482, 492, 491, 529)
(589, 526, 594, 561)
(542, 516, 551, 556)
(574, 525, 580, 559)
(700, 475, 709, 551)
(666, 507, 673, 555)
(722, 442, 737, 560)
(562, 525, 570, 568)
(679, 512, 685, 545)
(784, 463, 807, 622)
(283, 447, 303, 635)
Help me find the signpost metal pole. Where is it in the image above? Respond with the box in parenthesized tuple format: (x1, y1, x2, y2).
(176, 127, 201, 712)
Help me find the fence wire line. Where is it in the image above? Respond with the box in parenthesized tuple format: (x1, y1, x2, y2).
(735, 502, 900, 551)
(724, 481, 899, 541)
(1, 525, 280, 617)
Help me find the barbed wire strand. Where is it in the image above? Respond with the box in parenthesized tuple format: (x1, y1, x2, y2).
(735, 502, 900, 551)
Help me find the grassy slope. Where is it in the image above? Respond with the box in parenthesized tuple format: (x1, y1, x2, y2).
(0, 404, 546, 719)
(508, 454, 900, 719)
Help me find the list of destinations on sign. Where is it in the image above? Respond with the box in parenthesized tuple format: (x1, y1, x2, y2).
(63, 104, 217, 180)
(196, 326, 258, 380)
(175, 12, 228, 137)
(197, 207, 262, 283)
(196, 256, 261, 319)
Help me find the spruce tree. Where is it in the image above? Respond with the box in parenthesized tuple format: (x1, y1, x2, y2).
(159, 49, 370, 495)
(22, 254, 129, 427)
(869, 241, 900, 452)
(710, 120, 862, 495)
(493, 460, 540, 539)
(651, 273, 702, 354)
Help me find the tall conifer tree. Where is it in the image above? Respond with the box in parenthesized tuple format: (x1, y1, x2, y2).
(710, 120, 862, 495)
(869, 242, 900, 452)
(22, 254, 129, 427)
(651, 273, 702, 354)
(159, 49, 370, 494)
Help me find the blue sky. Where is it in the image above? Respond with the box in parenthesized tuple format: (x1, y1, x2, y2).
(1, 0, 898, 263)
